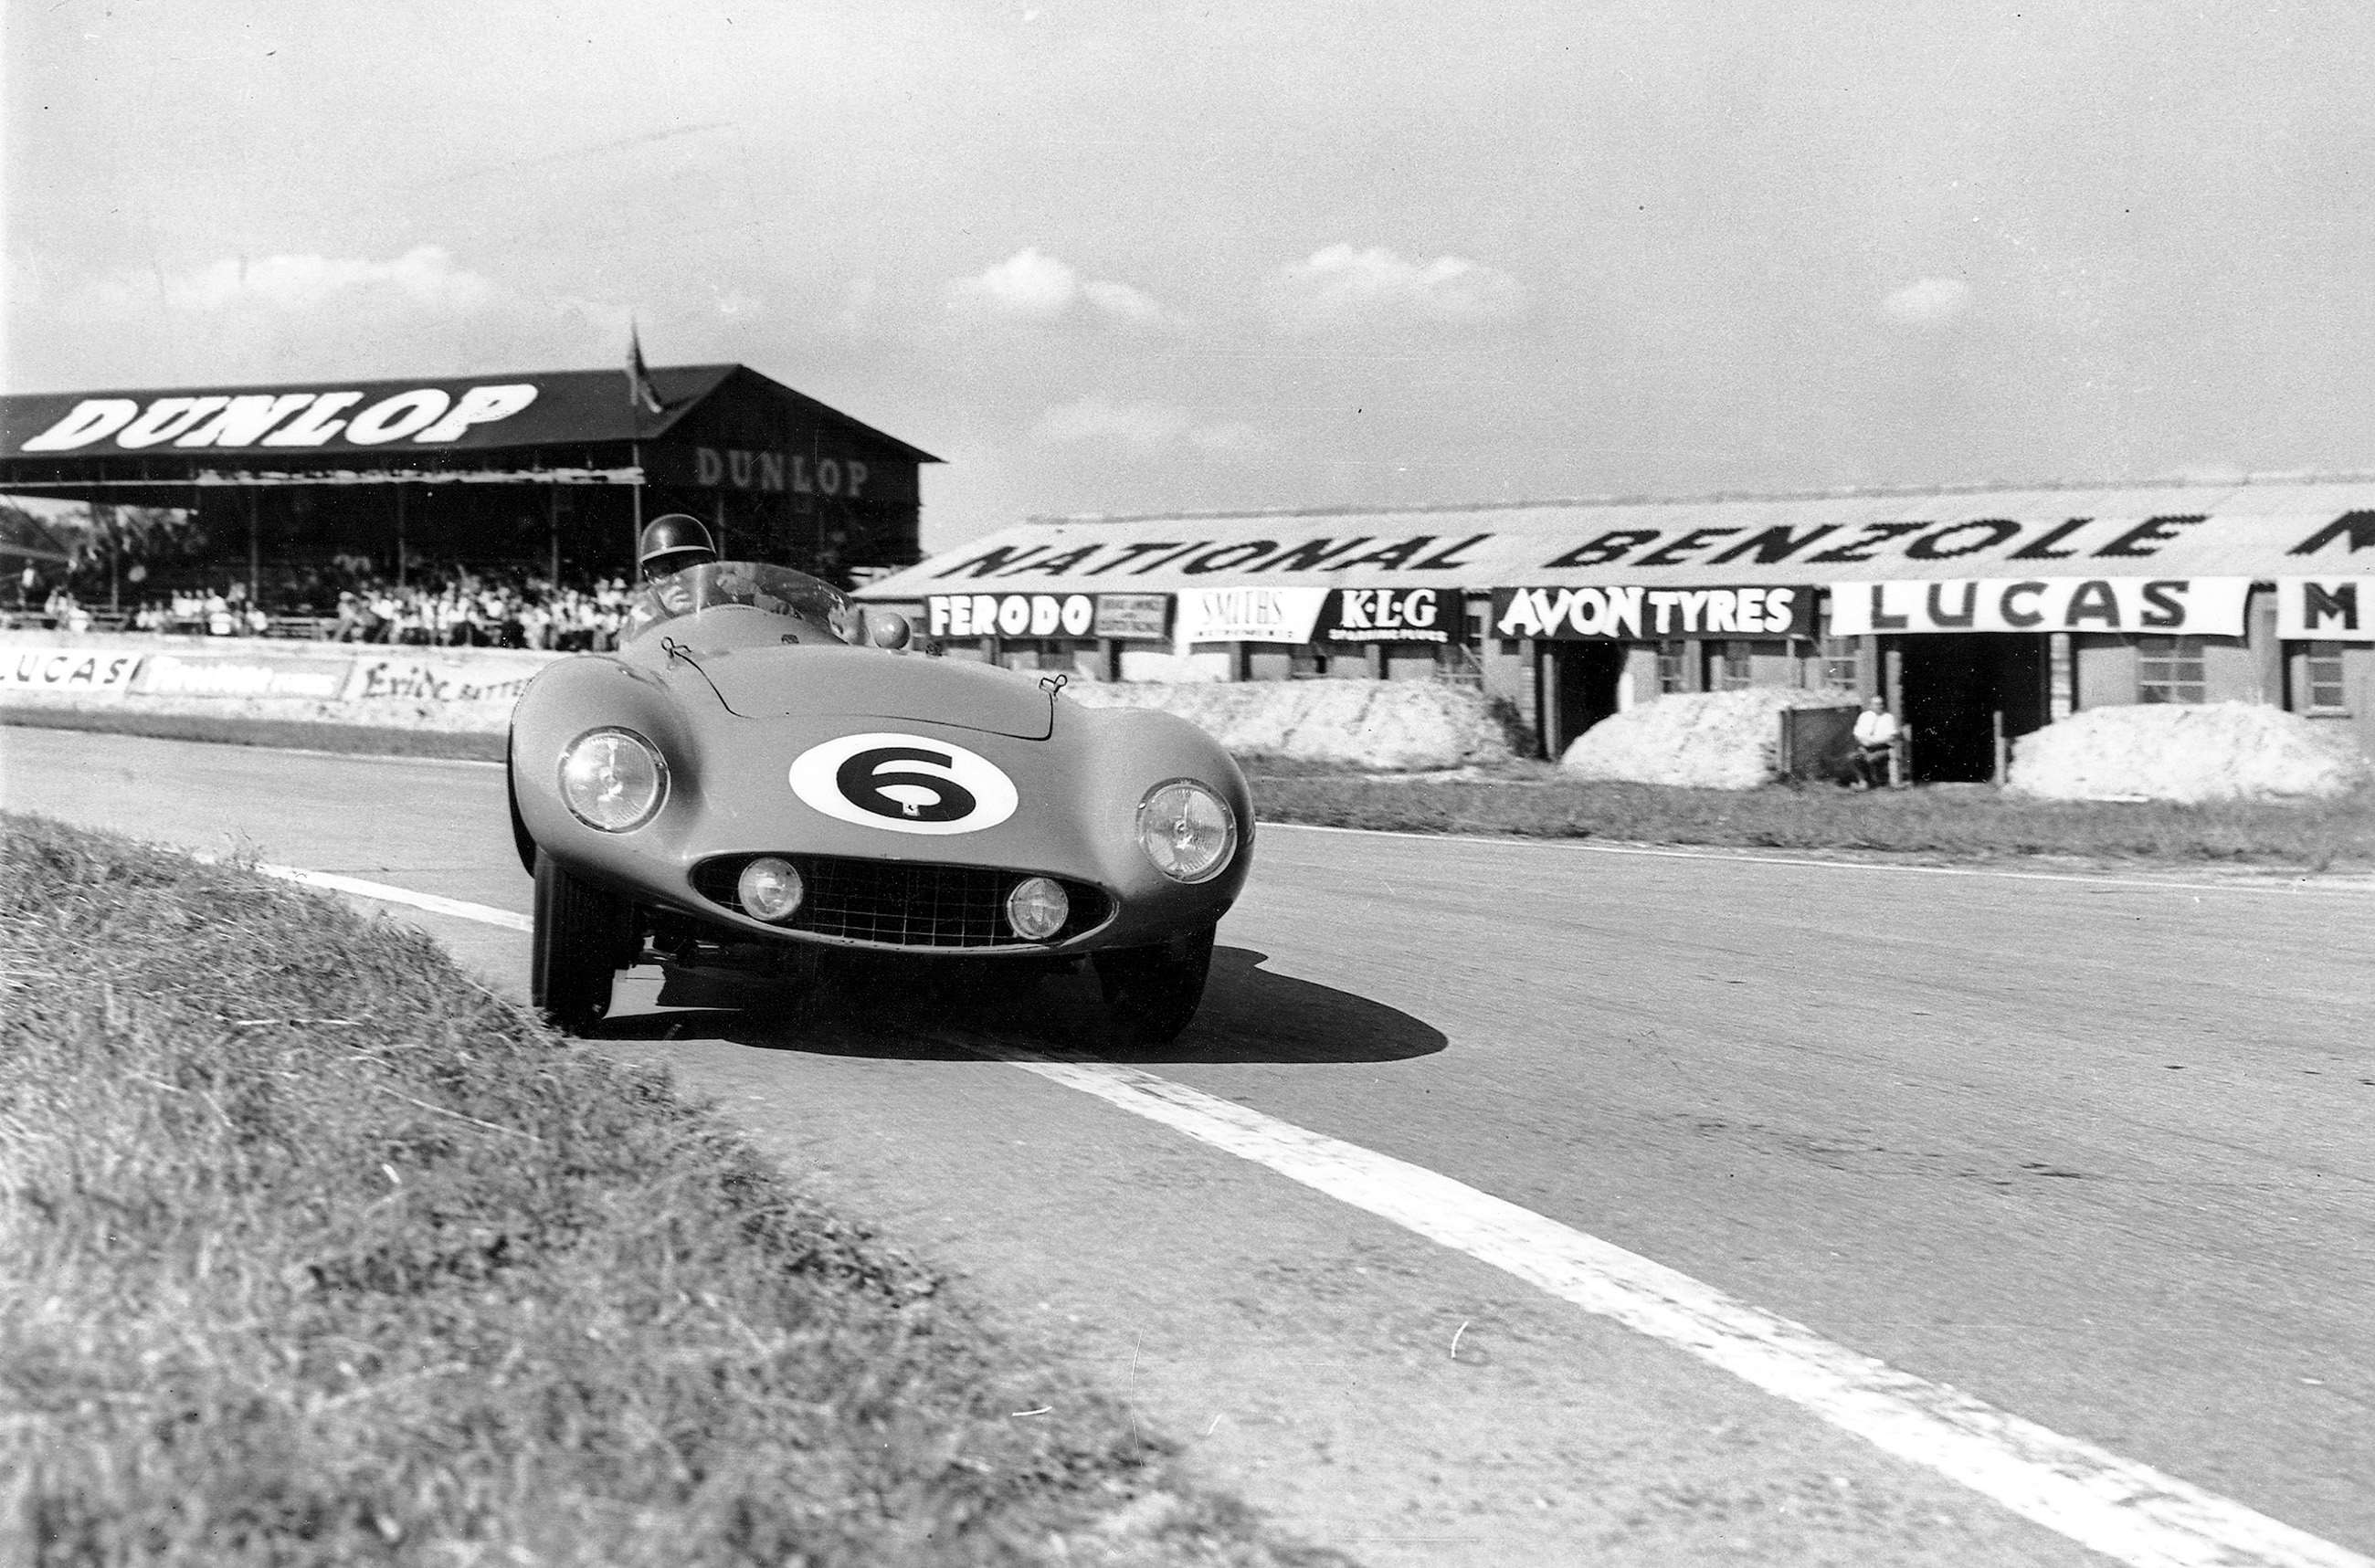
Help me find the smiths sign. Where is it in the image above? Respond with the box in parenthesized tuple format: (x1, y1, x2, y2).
(13, 384, 540, 454)
(1831, 578, 2252, 637)
(1493, 584, 1813, 640)
(2276, 577, 2375, 640)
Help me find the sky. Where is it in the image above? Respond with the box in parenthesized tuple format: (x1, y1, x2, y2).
(8, 0, 2375, 554)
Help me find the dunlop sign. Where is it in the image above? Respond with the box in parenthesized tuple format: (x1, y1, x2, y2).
(1830, 578, 2251, 637)
(17, 384, 539, 451)
(2275, 578, 2375, 640)
(1492, 584, 1813, 640)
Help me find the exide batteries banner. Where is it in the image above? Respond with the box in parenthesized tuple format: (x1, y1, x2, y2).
(1491, 584, 1814, 640)
(1830, 578, 2250, 637)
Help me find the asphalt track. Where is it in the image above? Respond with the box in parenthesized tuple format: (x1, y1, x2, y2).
(5, 725, 2373, 1568)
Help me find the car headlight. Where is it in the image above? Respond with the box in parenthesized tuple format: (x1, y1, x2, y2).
(736, 856, 805, 922)
(1006, 875, 1070, 940)
(1135, 779, 1237, 883)
(558, 727, 669, 832)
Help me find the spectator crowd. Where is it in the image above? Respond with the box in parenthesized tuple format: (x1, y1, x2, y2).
(15, 565, 639, 651)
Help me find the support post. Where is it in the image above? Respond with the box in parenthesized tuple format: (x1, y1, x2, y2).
(246, 487, 261, 605)
(713, 491, 728, 559)
(394, 485, 407, 591)
(630, 442, 645, 573)
(548, 486, 562, 587)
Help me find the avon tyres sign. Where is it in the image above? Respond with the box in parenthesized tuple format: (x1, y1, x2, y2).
(3, 647, 141, 695)
(2276, 578, 2375, 640)
(1312, 587, 1457, 644)
(1491, 584, 1814, 640)
(1830, 578, 2251, 637)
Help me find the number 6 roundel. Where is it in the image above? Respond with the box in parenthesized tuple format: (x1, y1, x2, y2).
(788, 732, 1019, 836)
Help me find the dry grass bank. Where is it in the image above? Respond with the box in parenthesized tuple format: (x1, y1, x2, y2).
(0, 816, 1341, 1568)
(1246, 761, 2375, 869)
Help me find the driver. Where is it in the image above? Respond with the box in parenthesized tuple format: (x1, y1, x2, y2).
(637, 514, 718, 582)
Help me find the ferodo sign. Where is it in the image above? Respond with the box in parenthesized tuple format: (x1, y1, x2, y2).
(928, 593, 1097, 639)
(2276, 578, 2375, 640)
(1492, 584, 1814, 640)
(16, 384, 539, 452)
(1313, 587, 1457, 644)
(1831, 578, 2251, 637)
(3, 647, 141, 694)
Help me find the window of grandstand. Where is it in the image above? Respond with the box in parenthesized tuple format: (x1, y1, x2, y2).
(1656, 639, 1689, 694)
(2303, 642, 2349, 712)
(2136, 635, 2208, 704)
(1819, 635, 1862, 692)
(1712, 639, 1757, 692)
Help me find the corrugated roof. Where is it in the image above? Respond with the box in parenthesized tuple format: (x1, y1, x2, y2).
(860, 479, 2375, 597)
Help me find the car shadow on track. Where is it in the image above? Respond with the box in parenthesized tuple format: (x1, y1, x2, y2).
(592, 944, 1447, 1066)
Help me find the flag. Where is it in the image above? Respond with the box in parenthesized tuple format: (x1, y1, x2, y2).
(626, 321, 664, 416)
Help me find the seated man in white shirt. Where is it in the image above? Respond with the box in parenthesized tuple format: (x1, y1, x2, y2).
(1851, 695, 1901, 789)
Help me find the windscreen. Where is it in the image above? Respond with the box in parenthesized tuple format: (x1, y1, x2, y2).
(622, 561, 852, 645)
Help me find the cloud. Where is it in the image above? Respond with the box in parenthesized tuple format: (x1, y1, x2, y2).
(64, 245, 497, 321)
(1881, 276, 1971, 326)
(1030, 395, 1265, 456)
(946, 249, 1183, 330)
(1266, 245, 1523, 334)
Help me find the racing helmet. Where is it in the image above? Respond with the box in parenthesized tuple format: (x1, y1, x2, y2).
(637, 514, 718, 580)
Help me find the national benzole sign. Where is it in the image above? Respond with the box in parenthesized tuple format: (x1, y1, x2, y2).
(17, 384, 541, 451)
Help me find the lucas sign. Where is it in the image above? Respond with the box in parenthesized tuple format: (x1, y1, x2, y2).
(1830, 578, 2251, 637)
(2276, 578, 2375, 640)
(1492, 584, 1813, 640)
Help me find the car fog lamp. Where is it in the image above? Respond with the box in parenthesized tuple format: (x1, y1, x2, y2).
(558, 728, 668, 832)
(1135, 780, 1236, 884)
(736, 857, 806, 922)
(1006, 876, 1070, 940)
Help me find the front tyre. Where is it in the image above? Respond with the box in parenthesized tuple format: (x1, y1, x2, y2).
(1094, 923, 1216, 1048)
(532, 850, 634, 1033)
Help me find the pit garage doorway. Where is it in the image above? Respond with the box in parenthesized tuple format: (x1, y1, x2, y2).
(1896, 634, 2049, 783)
(1539, 641, 1628, 757)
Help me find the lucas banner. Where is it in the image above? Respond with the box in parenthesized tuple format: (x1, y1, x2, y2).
(1312, 586, 1458, 644)
(1830, 578, 2252, 637)
(1491, 584, 1813, 640)
(2275, 578, 2375, 640)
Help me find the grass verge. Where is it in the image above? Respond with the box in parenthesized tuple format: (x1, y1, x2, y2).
(0, 816, 1343, 1568)
(1244, 760, 2375, 868)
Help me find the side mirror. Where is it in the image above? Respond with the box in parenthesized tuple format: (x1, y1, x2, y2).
(866, 610, 912, 650)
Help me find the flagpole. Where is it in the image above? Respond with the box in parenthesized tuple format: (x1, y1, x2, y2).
(630, 441, 644, 574)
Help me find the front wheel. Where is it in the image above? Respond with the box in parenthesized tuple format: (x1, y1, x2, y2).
(1094, 923, 1216, 1048)
(532, 850, 635, 1033)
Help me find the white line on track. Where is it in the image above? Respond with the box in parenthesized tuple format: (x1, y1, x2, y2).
(985, 1047, 2370, 1568)
(241, 859, 533, 931)
(248, 858, 2372, 1568)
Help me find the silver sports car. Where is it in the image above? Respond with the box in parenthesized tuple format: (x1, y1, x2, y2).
(506, 559, 1252, 1043)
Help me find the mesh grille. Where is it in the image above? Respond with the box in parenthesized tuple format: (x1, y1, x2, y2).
(692, 855, 1112, 949)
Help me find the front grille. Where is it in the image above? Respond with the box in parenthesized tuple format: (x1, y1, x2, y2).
(691, 854, 1113, 949)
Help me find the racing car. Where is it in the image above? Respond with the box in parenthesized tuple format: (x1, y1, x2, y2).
(506, 554, 1251, 1045)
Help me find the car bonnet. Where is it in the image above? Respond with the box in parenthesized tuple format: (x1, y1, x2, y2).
(689, 642, 1057, 740)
